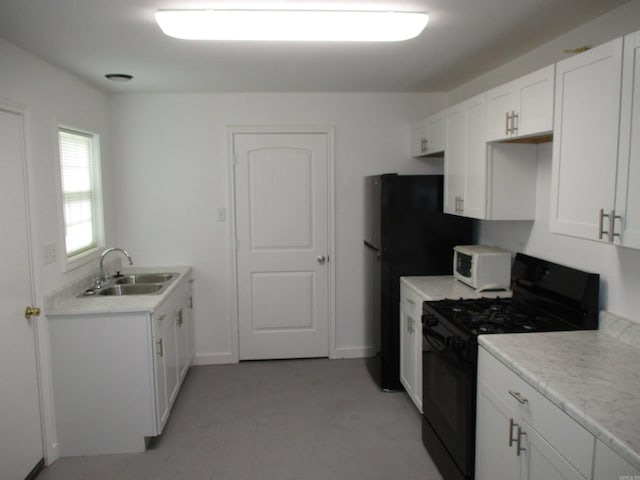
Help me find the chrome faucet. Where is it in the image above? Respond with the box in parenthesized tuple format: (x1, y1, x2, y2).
(97, 248, 133, 287)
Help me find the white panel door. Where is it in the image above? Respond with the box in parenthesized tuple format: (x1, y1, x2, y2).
(234, 132, 329, 360)
(0, 107, 43, 478)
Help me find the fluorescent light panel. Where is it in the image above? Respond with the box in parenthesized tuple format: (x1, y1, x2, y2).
(155, 9, 428, 42)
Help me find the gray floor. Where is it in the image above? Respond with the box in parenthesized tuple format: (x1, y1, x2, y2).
(37, 358, 443, 480)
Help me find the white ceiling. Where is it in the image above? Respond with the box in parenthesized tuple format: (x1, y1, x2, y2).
(0, 0, 629, 93)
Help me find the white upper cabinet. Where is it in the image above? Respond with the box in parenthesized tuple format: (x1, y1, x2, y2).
(412, 109, 447, 156)
(444, 93, 537, 220)
(486, 65, 555, 142)
(550, 37, 624, 242)
(550, 32, 640, 250)
(615, 30, 640, 249)
(444, 93, 487, 218)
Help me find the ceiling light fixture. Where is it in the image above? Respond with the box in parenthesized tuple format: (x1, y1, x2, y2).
(155, 9, 428, 42)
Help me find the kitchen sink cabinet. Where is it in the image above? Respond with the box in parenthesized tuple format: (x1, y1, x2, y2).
(485, 65, 554, 142)
(49, 272, 194, 456)
(476, 347, 595, 480)
(399, 282, 423, 412)
(412, 109, 447, 157)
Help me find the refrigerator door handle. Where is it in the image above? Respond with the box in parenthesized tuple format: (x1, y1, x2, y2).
(364, 240, 380, 252)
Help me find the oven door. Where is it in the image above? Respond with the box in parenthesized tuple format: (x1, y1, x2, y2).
(422, 320, 475, 478)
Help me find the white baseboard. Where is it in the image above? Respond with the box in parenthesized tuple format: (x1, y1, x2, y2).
(193, 352, 238, 365)
(331, 345, 377, 359)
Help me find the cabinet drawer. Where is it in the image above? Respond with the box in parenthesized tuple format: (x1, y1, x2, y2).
(400, 283, 423, 316)
(478, 347, 594, 478)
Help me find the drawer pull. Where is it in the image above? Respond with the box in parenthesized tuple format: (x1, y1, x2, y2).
(508, 390, 528, 404)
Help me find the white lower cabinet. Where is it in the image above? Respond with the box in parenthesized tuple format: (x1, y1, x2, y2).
(476, 347, 594, 480)
(593, 439, 640, 479)
(49, 272, 194, 456)
(399, 281, 424, 412)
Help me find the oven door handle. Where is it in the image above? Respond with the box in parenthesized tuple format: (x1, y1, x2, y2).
(423, 327, 448, 352)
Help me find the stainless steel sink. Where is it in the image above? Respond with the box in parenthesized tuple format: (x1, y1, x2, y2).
(78, 272, 178, 297)
(97, 284, 165, 296)
(114, 273, 177, 285)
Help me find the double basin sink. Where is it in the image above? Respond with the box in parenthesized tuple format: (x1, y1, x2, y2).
(79, 273, 178, 297)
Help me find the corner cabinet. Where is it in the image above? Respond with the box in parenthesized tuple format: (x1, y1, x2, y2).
(48, 272, 194, 456)
(399, 280, 424, 412)
(549, 32, 640, 250)
(615, 30, 640, 249)
(476, 347, 594, 480)
(485, 65, 554, 142)
(412, 109, 447, 157)
(476, 347, 640, 480)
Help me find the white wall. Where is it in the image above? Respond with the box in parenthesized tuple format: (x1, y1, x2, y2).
(0, 39, 115, 462)
(449, 0, 640, 103)
(109, 93, 446, 363)
(467, 1, 640, 322)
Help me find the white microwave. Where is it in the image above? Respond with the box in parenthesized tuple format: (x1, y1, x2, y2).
(453, 245, 511, 291)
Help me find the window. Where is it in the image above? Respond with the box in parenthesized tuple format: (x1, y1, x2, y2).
(58, 127, 104, 261)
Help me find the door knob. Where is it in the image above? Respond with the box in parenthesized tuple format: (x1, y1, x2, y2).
(24, 306, 41, 320)
(317, 255, 326, 264)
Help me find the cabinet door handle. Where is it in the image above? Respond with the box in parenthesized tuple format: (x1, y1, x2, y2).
(610, 210, 622, 241)
(598, 208, 610, 241)
(512, 111, 519, 135)
(156, 338, 164, 357)
(508, 418, 518, 447)
(188, 295, 193, 309)
(407, 298, 415, 305)
(516, 425, 527, 456)
(158, 314, 166, 322)
(505, 112, 510, 135)
(176, 309, 183, 326)
(508, 390, 528, 404)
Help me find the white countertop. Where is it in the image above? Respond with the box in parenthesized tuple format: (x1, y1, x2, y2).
(479, 331, 640, 470)
(400, 275, 511, 300)
(46, 266, 192, 316)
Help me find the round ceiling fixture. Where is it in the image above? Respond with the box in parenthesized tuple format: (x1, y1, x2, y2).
(105, 73, 133, 82)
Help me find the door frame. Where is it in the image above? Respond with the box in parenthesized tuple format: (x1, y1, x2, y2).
(0, 98, 49, 465)
(227, 125, 336, 362)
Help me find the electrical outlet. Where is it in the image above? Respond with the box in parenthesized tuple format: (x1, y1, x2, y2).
(217, 207, 226, 222)
(43, 243, 57, 265)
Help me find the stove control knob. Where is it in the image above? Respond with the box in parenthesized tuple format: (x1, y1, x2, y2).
(422, 314, 439, 327)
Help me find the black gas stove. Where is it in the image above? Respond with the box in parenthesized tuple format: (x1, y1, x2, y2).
(424, 295, 589, 337)
(421, 253, 599, 480)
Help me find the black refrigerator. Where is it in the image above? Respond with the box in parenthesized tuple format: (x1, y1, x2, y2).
(364, 174, 474, 391)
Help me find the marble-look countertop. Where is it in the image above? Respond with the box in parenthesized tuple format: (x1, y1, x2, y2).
(479, 331, 640, 470)
(400, 275, 511, 301)
(46, 266, 192, 316)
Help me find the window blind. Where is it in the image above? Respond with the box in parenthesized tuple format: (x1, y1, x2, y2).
(59, 129, 98, 256)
